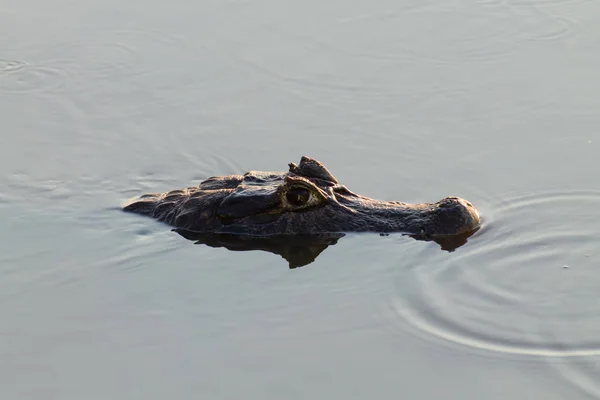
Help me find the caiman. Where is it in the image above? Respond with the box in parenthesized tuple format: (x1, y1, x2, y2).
(122, 156, 480, 240)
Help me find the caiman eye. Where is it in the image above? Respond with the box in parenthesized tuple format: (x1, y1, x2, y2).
(286, 187, 311, 207)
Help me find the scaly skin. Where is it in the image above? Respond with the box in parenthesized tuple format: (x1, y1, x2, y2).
(123, 156, 480, 237)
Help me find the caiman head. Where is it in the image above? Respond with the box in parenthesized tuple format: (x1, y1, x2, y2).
(123, 156, 480, 238)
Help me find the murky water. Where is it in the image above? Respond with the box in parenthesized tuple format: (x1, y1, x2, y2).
(2, 0, 600, 398)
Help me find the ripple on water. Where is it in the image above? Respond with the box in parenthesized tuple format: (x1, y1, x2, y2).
(0, 29, 196, 96)
(389, 189, 600, 358)
(234, 6, 584, 104)
(315, 8, 524, 65)
(504, 6, 584, 42)
(0, 59, 74, 95)
(506, 0, 592, 6)
(50, 29, 191, 81)
(477, 0, 591, 6)
(550, 357, 600, 399)
(0, 59, 26, 73)
(230, 8, 525, 100)
(516, 14, 582, 41)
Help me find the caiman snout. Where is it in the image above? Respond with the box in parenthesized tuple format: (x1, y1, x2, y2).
(434, 196, 481, 235)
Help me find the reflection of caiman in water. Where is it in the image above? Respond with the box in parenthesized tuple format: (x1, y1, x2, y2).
(123, 156, 481, 265)
(174, 229, 480, 268)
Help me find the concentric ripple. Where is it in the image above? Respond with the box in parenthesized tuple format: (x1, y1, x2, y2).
(0, 59, 74, 94)
(478, 0, 591, 6)
(51, 29, 189, 81)
(391, 190, 600, 357)
(517, 14, 582, 41)
(0, 59, 26, 73)
(320, 8, 525, 65)
(507, 0, 592, 6)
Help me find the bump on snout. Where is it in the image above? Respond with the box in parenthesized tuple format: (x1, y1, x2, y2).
(435, 196, 480, 235)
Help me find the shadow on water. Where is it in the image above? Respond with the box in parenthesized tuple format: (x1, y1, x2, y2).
(173, 227, 480, 268)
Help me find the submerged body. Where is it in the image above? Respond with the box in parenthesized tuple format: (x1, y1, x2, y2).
(123, 156, 480, 237)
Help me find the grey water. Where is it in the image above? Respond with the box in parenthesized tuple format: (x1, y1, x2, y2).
(2, 0, 600, 398)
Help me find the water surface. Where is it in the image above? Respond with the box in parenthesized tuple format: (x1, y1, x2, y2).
(2, 0, 600, 398)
